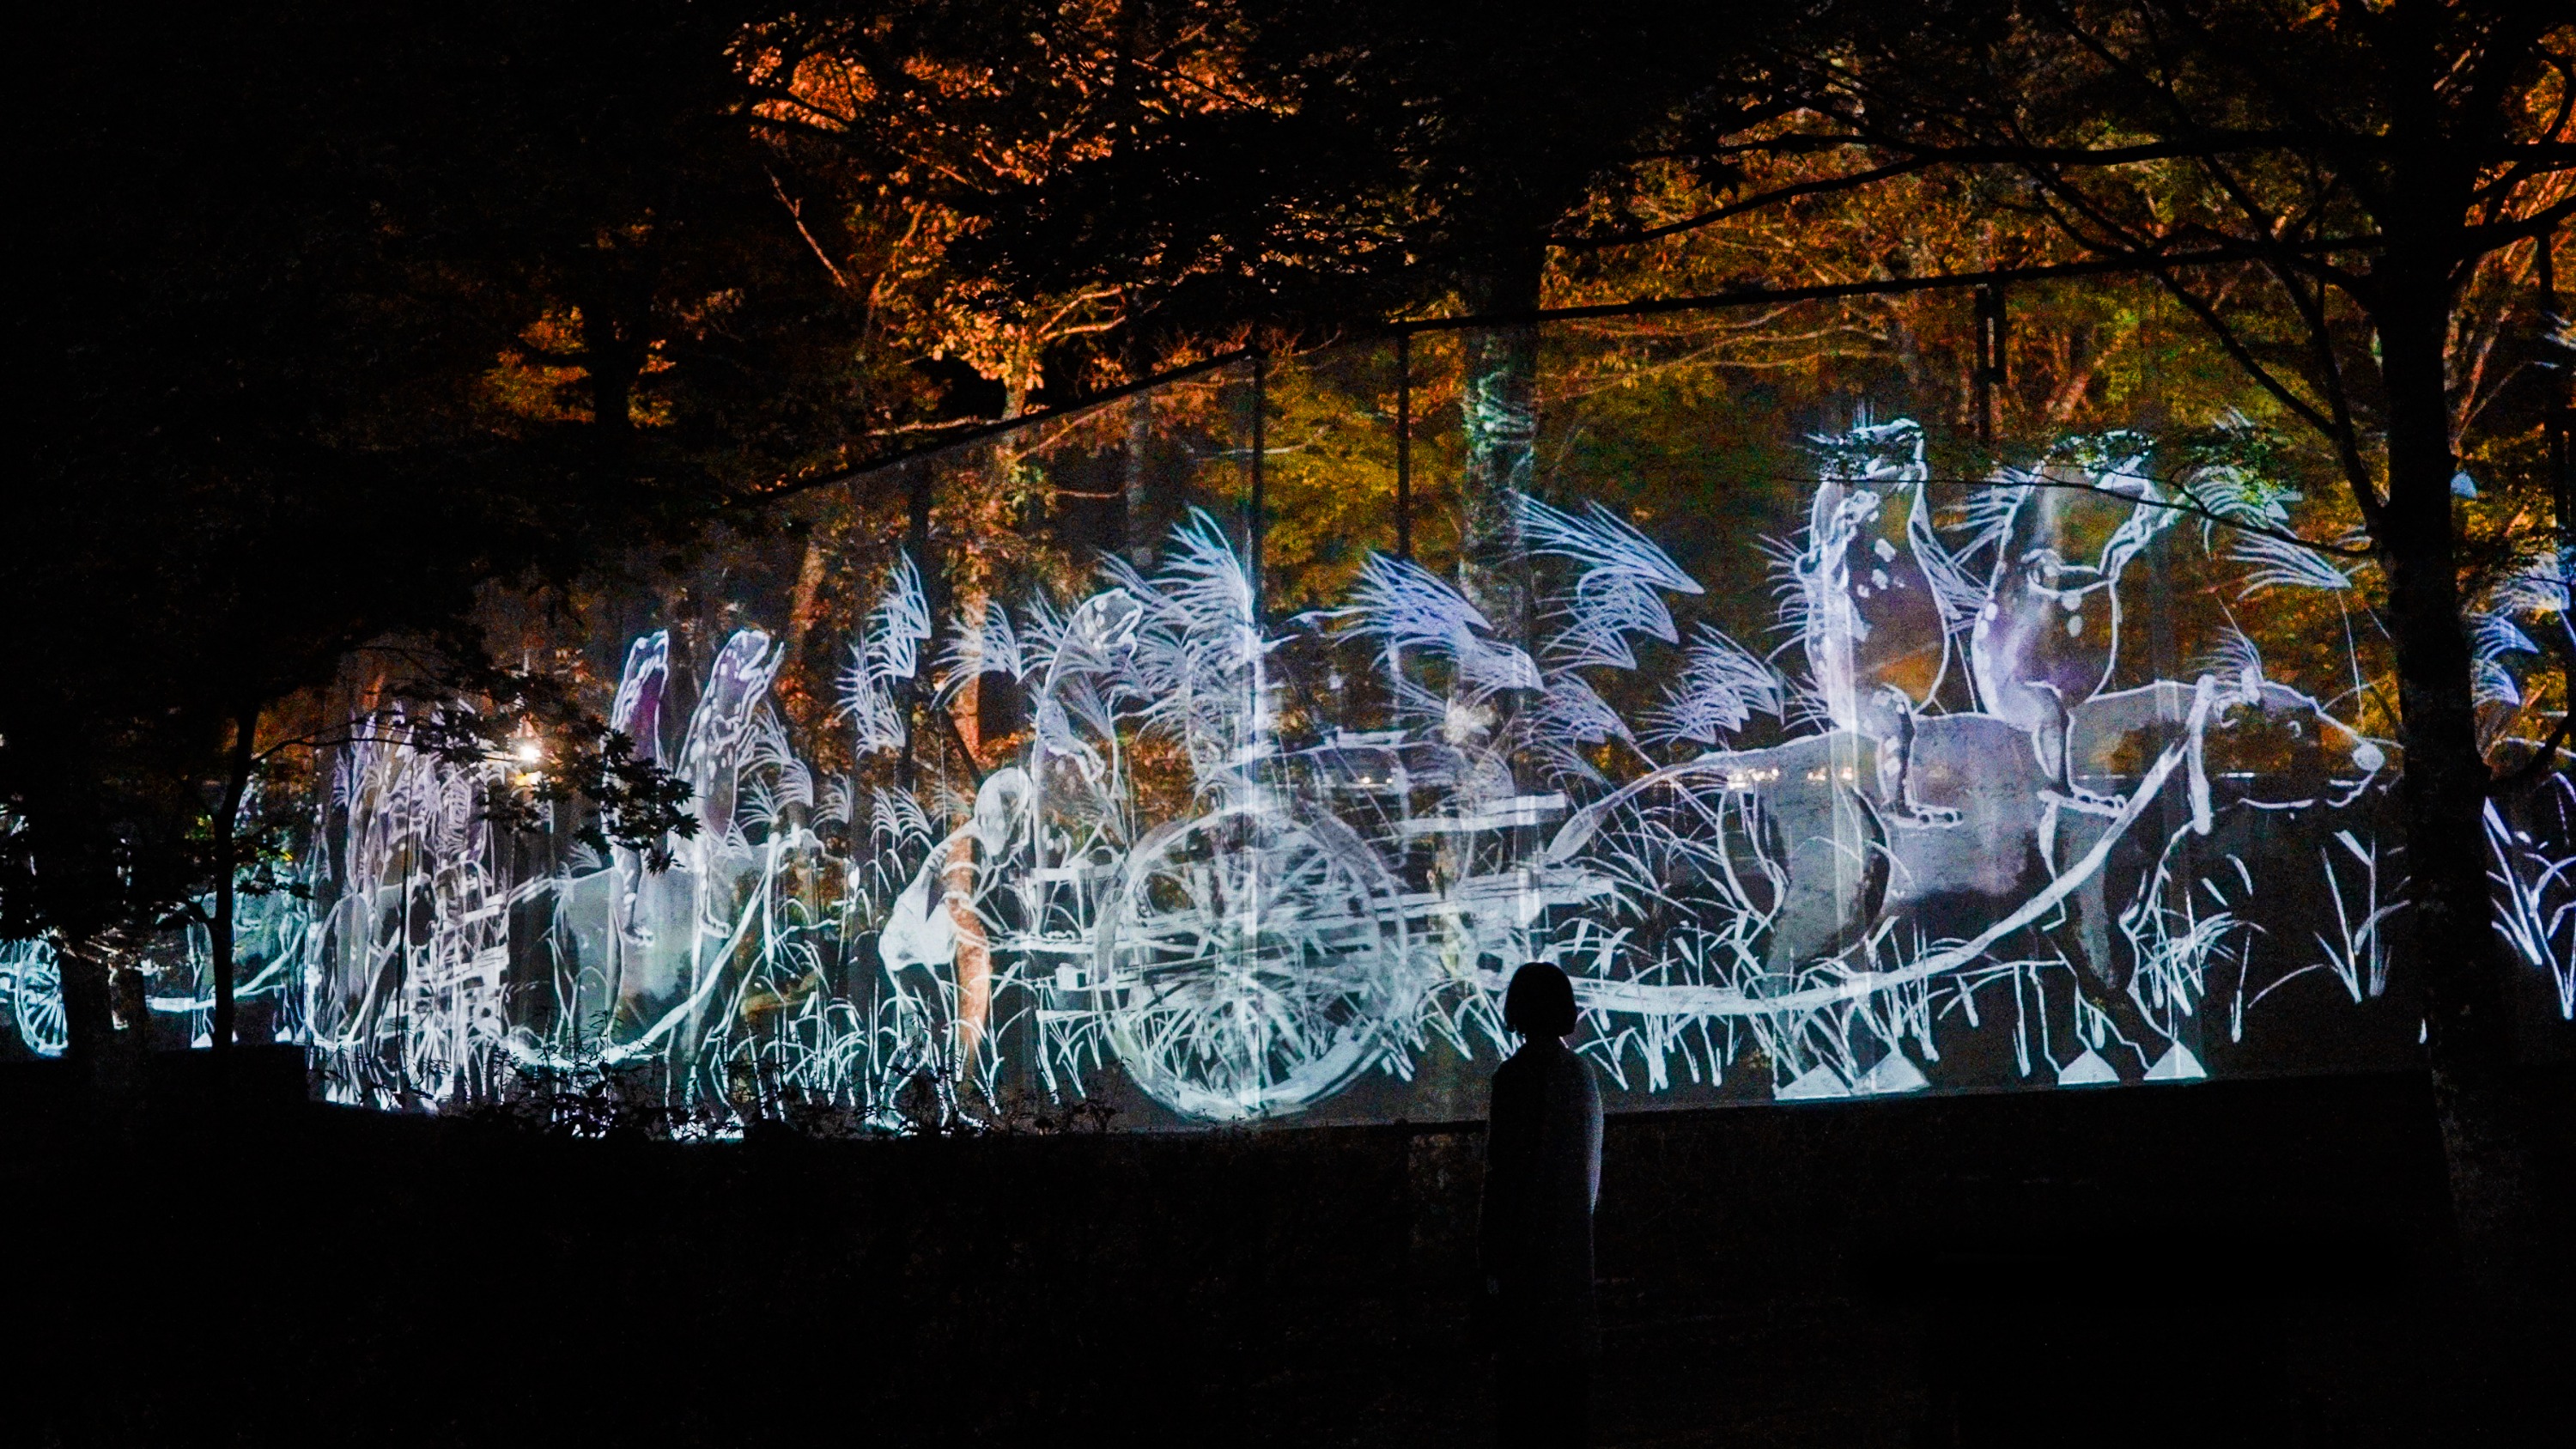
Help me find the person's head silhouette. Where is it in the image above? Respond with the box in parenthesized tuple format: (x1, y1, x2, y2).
(1504, 961, 1577, 1041)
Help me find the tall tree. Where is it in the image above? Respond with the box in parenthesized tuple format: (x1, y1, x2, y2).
(1766, 0, 2574, 1285)
(868, 0, 1807, 633)
(8, 1, 896, 1068)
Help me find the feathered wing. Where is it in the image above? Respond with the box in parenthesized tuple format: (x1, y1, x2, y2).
(1344, 551, 1539, 698)
(2230, 532, 2353, 596)
(872, 552, 932, 683)
(937, 599, 1026, 704)
(1645, 624, 1785, 747)
(2469, 553, 2568, 714)
(837, 554, 933, 756)
(1516, 492, 1702, 672)
(1100, 510, 1267, 778)
(2470, 609, 2539, 708)
(1517, 670, 1636, 783)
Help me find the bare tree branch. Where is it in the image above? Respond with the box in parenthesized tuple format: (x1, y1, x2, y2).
(1552, 156, 1940, 251)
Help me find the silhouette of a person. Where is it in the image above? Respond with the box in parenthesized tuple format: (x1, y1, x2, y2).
(1479, 961, 1603, 1446)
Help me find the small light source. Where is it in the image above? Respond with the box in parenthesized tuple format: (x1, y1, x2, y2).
(513, 739, 544, 765)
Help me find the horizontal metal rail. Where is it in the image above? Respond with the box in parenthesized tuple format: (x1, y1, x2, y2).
(749, 236, 2379, 506)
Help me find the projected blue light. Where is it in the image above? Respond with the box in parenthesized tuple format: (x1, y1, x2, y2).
(21, 413, 2561, 1126)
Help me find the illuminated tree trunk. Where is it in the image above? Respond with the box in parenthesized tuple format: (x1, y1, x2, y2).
(1458, 245, 1546, 647)
(946, 594, 992, 1075)
(207, 708, 254, 1057)
(945, 833, 989, 1075)
(1125, 388, 1155, 567)
(784, 538, 829, 674)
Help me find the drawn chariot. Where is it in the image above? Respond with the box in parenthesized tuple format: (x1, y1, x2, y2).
(1, 938, 66, 1058)
(956, 423, 2398, 1122)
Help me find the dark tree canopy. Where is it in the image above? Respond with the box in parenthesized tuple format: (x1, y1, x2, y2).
(921, 0, 1807, 336)
(4, 0, 2566, 1302)
(9, 1, 890, 953)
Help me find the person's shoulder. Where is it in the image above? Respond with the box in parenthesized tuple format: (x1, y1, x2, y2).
(1571, 1048, 1603, 1103)
(1543, 1040, 1603, 1097)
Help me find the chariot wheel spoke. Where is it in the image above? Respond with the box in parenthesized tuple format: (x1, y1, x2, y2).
(1097, 805, 1414, 1118)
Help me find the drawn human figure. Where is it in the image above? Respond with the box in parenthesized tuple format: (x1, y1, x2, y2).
(1480, 962, 1604, 1447)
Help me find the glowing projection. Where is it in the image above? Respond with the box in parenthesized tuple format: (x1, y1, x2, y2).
(0, 895, 305, 1059)
(256, 415, 2575, 1127)
(2, 938, 66, 1057)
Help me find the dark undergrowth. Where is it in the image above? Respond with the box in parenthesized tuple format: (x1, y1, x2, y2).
(9, 1052, 2567, 1447)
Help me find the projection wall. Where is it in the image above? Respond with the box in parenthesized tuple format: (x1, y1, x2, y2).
(12, 284, 2568, 1129)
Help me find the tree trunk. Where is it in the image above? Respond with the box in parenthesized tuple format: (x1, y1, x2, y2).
(209, 709, 256, 1057)
(1125, 386, 1155, 568)
(58, 924, 143, 1138)
(581, 298, 641, 442)
(2376, 277, 2538, 1294)
(1458, 242, 1548, 648)
(58, 925, 117, 1071)
(899, 461, 956, 790)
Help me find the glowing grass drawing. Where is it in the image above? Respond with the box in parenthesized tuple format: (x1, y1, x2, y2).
(130, 405, 2558, 1125)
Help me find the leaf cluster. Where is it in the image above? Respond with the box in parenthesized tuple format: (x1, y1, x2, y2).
(399, 648, 703, 869)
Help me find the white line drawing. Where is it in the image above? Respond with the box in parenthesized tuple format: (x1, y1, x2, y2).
(100, 405, 2555, 1128)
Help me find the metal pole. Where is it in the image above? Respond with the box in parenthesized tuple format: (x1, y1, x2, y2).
(1973, 283, 2006, 447)
(1395, 331, 1413, 561)
(1249, 350, 1267, 624)
(2553, 402, 2572, 557)
(2547, 233, 2569, 556)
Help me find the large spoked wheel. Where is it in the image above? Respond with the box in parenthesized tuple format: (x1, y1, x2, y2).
(1095, 803, 1410, 1121)
(8, 941, 68, 1058)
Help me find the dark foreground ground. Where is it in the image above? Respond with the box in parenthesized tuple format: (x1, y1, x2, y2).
(9, 1054, 2568, 1447)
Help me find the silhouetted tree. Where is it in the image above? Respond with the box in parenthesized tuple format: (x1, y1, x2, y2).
(1768, 0, 2573, 1288)
(8, 1, 897, 1070)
